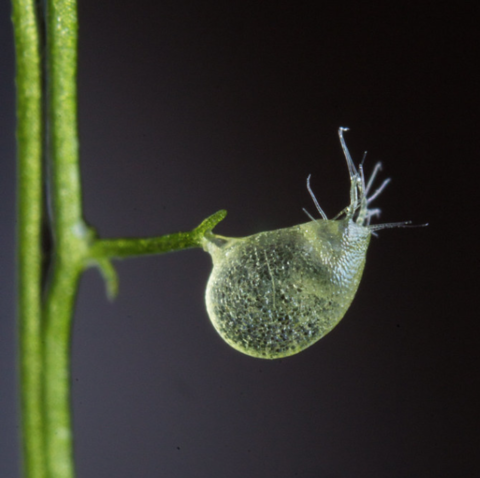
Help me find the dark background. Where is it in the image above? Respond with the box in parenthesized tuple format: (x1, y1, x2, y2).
(1, 1, 478, 477)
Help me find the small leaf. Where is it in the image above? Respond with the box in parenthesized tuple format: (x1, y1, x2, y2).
(94, 258, 119, 300)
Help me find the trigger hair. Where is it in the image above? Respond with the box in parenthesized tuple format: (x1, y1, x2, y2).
(306, 175, 328, 220)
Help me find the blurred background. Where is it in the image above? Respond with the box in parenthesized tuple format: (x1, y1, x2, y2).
(1, 1, 478, 477)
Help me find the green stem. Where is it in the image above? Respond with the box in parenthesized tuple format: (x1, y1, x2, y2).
(12, 0, 46, 476)
(43, 0, 86, 476)
(43, 265, 83, 478)
(14, 0, 227, 476)
(91, 210, 227, 259)
(89, 210, 227, 299)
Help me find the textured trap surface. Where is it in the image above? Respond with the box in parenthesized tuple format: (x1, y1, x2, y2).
(205, 220, 370, 358)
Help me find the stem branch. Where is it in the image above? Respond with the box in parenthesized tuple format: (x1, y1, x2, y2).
(14, 1, 227, 477)
(91, 210, 227, 259)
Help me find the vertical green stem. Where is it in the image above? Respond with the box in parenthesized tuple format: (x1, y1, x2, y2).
(13, 0, 227, 476)
(44, 0, 86, 476)
(43, 265, 83, 478)
(12, 0, 46, 477)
